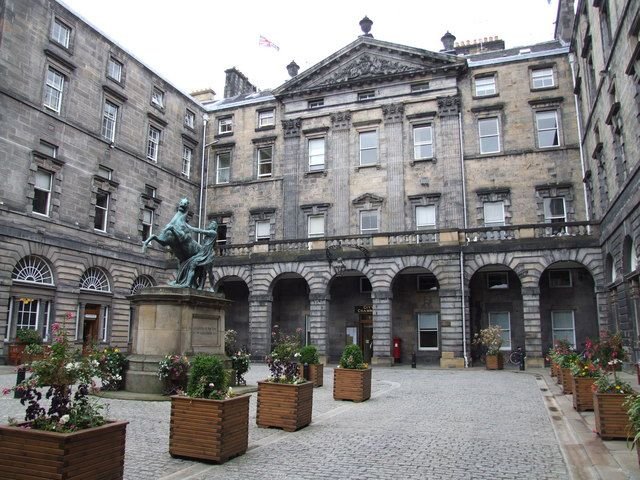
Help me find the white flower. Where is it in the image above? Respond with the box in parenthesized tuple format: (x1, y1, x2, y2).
(65, 362, 75, 371)
(59, 414, 70, 425)
(294, 352, 301, 358)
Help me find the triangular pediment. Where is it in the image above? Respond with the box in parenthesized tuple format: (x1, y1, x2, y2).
(275, 37, 466, 97)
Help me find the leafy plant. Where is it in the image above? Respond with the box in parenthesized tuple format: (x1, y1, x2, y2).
(557, 352, 580, 369)
(570, 358, 600, 378)
(2, 321, 105, 433)
(592, 367, 633, 394)
(93, 347, 127, 391)
(473, 325, 503, 356)
(299, 345, 319, 365)
(624, 394, 640, 450)
(264, 326, 303, 383)
(590, 331, 627, 370)
(338, 344, 367, 369)
(231, 350, 251, 385)
(158, 354, 190, 394)
(224, 329, 238, 357)
(15, 328, 42, 345)
(186, 354, 229, 400)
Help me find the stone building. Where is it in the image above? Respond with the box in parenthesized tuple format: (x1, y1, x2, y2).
(204, 14, 603, 366)
(568, 0, 640, 360)
(0, 0, 204, 360)
(1, 0, 625, 368)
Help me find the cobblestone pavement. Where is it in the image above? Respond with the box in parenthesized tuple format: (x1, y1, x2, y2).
(1, 365, 574, 480)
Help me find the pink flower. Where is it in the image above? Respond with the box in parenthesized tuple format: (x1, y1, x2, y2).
(2, 387, 11, 396)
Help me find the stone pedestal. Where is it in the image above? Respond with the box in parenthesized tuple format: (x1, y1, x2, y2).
(125, 287, 231, 394)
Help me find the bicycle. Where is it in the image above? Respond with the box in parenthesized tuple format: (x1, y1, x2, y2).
(509, 347, 526, 367)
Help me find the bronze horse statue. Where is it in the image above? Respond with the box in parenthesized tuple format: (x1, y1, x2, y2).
(141, 198, 201, 263)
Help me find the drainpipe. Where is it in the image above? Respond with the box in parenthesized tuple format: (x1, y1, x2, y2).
(568, 53, 591, 232)
(458, 112, 469, 368)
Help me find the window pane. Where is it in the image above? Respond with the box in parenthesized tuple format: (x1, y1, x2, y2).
(419, 331, 438, 348)
(35, 169, 52, 190)
(418, 313, 438, 329)
(360, 131, 377, 149)
(256, 221, 270, 239)
(414, 126, 432, 143)
(416, 205, 435, 228)
(360, 149, 377, 165)
(475, 76, 496, 96)
(552, 311, 574, 329)
(544, 198, 565, 218)
(308, 215, 324, 237)
(479, 118, 498, 136)
(484, 202, 504, 225)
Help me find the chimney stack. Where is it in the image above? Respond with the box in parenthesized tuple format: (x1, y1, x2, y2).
(223, 67, 257, 99)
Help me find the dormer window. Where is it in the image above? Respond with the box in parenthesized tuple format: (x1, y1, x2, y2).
(151, 87, 165, 109)
(51, 18, 71, 48)
(358, 91, 375, 101)
(308, 98, 324, 109)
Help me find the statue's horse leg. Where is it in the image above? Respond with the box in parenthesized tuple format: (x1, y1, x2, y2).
(142, 232, 169, 253)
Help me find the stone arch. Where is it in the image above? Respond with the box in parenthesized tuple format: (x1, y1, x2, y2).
(464, 252, 528, 286)
(213, 265, 252, 291)
(12, 255, 55, 286)
(535, 249, 604, 288)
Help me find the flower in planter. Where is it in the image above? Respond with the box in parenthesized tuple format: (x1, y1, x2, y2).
(231, 350, 251, 385)
(570, 358, 600, 378)
(92, 347, 127, 391)
(264, 327, 304, 383)
(589, 331, 628, 371)
(473, 325, 503, 356)
(593, 363, 634, 394)
(2, 321, 105, 433)
(183, 354, 233, 400)
(15, 328, 43, 346)
(338, 344, 368, 369)
(624, 394, 640, 451)
(158, 354, 190, 395)
(298, 345, 320, 365)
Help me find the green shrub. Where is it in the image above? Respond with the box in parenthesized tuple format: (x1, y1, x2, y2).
(339, 344, 366, 369)
(299, 345, 319, 365)
(16, 328, 42, 345)
(186, 354, 228, 399)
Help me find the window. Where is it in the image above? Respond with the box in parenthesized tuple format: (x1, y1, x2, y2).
(215, 217, 231, 246)
(359, 131, 378, 166)
(216, 152, 230, 184)
(44, 67, 64, 113)
(531, 68, 555, 89)
(418, 313, 439, 349)
(360, 209, 379, 234)
(411, 82, 430, 93)
(39, 141, 57, 158)
(107, 57, 122, 82)
(101, 100, 118, 142)
(417, 274, 438, 291)
(80, 267, 110, 292)
(144, 185, 156, 198)
(51, 18, 70, 48)
(478, 117, 500, 154)
(308, 214, 325, 238)
(184, 110, 195, 129)
(308, 99, 324, 109)
(218, 117, 233, 134)
(483, 201, 505, 226)
(33, 169, 52, 216)
(552, 310, 575, 347)
(536, 111, 560, 148)
(413, 125, 433, 160)
(487, 272, 509, 289)
(257, 146, 273, 177)
(544, 197, 566, 233)
(151, 87, 164, 108)
(181, 145, 192, 177)
(416, 205, 436, 229)
(258, 109, 275, 128)
(549, 270, 572, 287)
(308, 138, 325, 171)
(141, 208, 153, 240)
(475, 75, 496, 96)
(360, 277, 372, 293)
(12, 256, 54, 285)
(147, 125, 160, 161)
(94, 190, 109, 231)
(358, 91, 375, 101)
(16, 300, 39, 330)
(255, 220, 270, 241)
(488, 312, 511, 349)
(98, 165, 112, 180)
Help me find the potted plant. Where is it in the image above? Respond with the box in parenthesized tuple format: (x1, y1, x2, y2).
(548, 339, 572, 379)
(93, 346, 128, 391)
(333, 344, 371, 402)
(257, 327, 313, 432)
(592, 362, 636, 440)
(169, 354, 249, 463)
(473, 325, 504, 370)
(8, 328, 43, 365)
(231, 349, 251, 386)
(558, 351, 579, 395)
(298, 345, 323, 387)
(591, 330, 626, 371)
(158, 354, 190, 395)
(570, 357, 600, 411)
(0, 321, 128, 479)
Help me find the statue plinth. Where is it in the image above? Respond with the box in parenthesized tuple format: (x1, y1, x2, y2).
(125, 287, 231, 394)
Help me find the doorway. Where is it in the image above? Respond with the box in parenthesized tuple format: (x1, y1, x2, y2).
(83, 304, 100, 354)
(359, 314, 373, 363)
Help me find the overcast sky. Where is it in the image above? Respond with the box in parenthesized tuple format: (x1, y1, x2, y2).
(59, 0, 560, 98)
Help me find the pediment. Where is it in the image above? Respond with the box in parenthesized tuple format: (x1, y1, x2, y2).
(275, 37, 465, 97)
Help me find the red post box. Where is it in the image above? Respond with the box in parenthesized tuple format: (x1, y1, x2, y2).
(393, 337, 401, 363)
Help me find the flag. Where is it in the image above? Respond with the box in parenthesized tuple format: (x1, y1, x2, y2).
(259, 35, 280, 51)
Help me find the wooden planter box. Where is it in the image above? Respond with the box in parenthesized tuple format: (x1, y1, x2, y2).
(169, 394, 250, 463)
(257, 381, 313, 432)
(333, 367, 372, 402)
(593, 392, 634, 440)
(0, 420, 127, 480)
(572, 376, 596, 411)
(7, 344, 26, 366)
(560, 368, 573, 395)
(298, 363, 324, 387)
(550, 361, 559, 377)
(485, 354, 504, 370)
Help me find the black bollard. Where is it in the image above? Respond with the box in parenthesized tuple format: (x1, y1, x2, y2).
(411, 352, 417, 368)
(303, 363, 310, 380)
(14, 366, 26, 398)
(518, 347, 526, 371)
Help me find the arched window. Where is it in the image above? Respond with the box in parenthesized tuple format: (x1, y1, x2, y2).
(79, 267, 110, 292)
(130, 275, 155, 294)
(606, 253, 616, 284)
(623, 236, 638, 273)
(12, 256, 54, 285)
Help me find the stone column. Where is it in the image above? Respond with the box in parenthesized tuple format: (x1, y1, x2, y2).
(439, 288, 465, 366)
(436, 96, 464, 229)
(330, 111, 352, 235)
(372, 289, 393, 365)
(596, 289, 610, 331)
(249, 294, 272, 358)
(309, 293, 330, 362)
(282, 118, 302, 239)
(522, 286, 543, 367)
(382, 103, 405, 232)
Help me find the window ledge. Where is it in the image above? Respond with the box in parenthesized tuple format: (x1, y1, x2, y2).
(356, 164, 381, 171)
(255, 125, 275, 132)
(215, 132, 234, 139)
(530, 85, 559, 92)
(304, 170, 327, 177)
(410, 157, 436, 166)
(472, 93, 499, 100)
